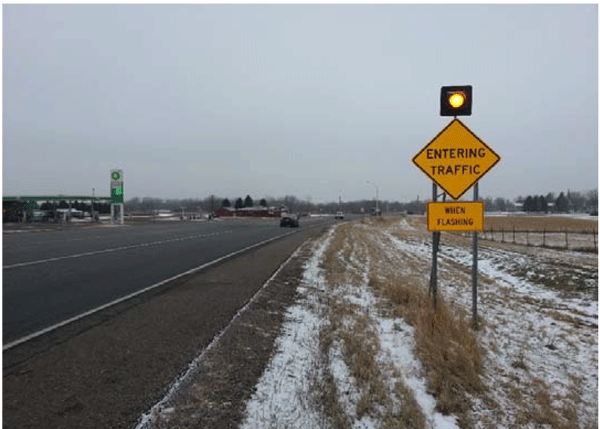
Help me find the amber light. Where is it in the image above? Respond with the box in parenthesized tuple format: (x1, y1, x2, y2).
(448, 92, 466, 108)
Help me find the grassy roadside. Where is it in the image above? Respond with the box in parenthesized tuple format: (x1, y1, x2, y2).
(375, 216, 597, 429)
(234, 215, 596, 429)
(315, 223, 427, 429)
(313, 219, 483, 428)
(236, 215, 596, 429)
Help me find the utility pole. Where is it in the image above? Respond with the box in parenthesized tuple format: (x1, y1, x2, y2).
(367, 181, 379, 215)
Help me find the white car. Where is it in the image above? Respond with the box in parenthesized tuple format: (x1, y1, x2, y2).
(335, 211, 344, 219)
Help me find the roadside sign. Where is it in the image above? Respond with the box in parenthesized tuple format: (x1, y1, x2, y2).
(427, 201, 484, 232)
(110, 169, 124, 204)
(412, 119, 500, 200)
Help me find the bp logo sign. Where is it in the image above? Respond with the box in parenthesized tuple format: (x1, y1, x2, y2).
(110, 169, 124, 203)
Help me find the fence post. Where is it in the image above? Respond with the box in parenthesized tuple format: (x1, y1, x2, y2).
(501, 228, 505, 243)
(565, 229, 569, 250)
(526, 230, 529, 246)
(543, 228, 546, 247)
(513, 227, 516, 244)
(594, 229, 597, 252)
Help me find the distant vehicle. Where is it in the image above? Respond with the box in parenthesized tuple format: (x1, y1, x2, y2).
(29, 210, 53, 222)
(280, 215, 299, 228)
(3, 208, 22, 223)
(335, 211, 344, 219)
(56, 208, 84, 219)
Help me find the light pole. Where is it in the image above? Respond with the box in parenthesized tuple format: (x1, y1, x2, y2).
(366, 181, 379, 215)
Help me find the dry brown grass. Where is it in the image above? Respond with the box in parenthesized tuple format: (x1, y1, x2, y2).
(369, 217, 597, 428)
(322, 223, 366, 287)
(357, 220, 485, 417)
(311, 344, 351, 429)
(321, 301, 427, 429)
(542, 309, 599, 329)
(360, 219, 485, 417)
(312, 279, 353, 429)
(485, 215, 597, 232)
(369, 275, 484, 416)
(318, 220, 484, 424)
(383, 380, 427, 429)
(515, 377, 586, 429)
(315, 222, 427, 428)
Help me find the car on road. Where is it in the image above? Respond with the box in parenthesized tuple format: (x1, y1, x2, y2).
(28, 210, 53, 222)
(335, 211, 344, 219)
(280, 215, 300, 228)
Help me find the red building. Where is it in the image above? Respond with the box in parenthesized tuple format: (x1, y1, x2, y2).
(213, 206, 288, 218)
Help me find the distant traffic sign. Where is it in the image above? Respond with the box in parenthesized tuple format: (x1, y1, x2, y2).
(412, 119, 500, 200)
(427, 202, 484, 232)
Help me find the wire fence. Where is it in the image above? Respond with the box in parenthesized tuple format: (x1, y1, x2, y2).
(476, 228, 598, 252)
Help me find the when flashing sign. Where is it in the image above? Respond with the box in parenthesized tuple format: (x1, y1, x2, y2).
(427, 202, 484, 232)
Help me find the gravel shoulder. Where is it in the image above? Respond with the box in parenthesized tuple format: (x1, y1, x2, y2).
(136, 236, 319, 428)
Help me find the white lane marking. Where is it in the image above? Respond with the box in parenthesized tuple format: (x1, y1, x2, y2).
(133, 239, 306, 429)
(3, 230, 234, 269)
(2, 229, 300, 351)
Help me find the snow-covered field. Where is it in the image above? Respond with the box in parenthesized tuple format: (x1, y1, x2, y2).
(240, 217, 598, 429)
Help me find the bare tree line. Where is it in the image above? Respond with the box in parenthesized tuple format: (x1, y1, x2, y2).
(123, 188, 598, 215)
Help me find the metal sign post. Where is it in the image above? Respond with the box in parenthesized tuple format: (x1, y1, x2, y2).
(429, 183, 439, 309)
(472, 182, 479, 330)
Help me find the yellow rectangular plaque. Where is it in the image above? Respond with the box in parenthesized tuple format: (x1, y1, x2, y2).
(427, 201, 484, 232)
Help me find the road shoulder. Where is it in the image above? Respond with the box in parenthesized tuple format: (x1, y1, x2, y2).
(136, 237, 317, 429)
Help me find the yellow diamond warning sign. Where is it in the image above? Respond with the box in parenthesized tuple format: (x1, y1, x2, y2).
(427, 201, 484, 232)
(413, 119, 500, 200)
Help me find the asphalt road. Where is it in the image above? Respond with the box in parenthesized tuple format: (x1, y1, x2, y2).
(3, 216, 338, 429)
(3, 216, 335, 345)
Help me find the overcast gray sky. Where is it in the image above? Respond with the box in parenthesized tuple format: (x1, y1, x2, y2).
(3, 4, 598, 203)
